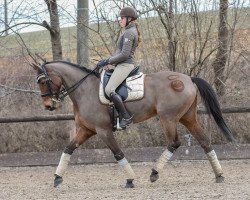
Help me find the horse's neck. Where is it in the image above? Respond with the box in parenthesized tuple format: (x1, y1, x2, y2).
(51, 64, 86, 86)
(51, 63, 98, 100)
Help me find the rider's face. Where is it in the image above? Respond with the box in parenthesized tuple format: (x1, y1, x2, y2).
(119, 16, 127, 28)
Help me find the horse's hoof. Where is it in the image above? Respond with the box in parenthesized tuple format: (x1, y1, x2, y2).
(54, 175, 63, 188)
(125, 179, 134, 188)
(216, 175, 225, 183)
(150, 168, 159, 183)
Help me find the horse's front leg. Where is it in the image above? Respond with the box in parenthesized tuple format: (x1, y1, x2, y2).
(97, 128, 135, 188)
(54, 125, 95, 187)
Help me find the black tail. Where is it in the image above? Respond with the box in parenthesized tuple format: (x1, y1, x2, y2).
(191, 77, 235, 143)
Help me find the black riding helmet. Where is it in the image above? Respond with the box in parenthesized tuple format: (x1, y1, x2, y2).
(119, 7, 138, 26)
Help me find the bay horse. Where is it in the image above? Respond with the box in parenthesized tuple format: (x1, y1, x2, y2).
(34, 60, 235, 188)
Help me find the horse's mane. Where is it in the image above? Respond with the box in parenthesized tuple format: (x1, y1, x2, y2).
(45, 60, 94, 74)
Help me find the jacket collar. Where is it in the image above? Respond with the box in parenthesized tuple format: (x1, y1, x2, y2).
(125, 23, 135, 30)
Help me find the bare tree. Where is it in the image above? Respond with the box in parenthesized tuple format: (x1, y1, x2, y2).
(4, 0, 8, 36)
(0, 0, 63, 60)
(212, 0, 229, 96)
(167, 0, 176, 71)
(77, 0, 89, 66)
(44, 0, 62, 60)
(150, 0, 177, 71)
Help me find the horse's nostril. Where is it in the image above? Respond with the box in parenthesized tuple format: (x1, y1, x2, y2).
(45, 105, 56, 111)
(45, 105, 51, 110)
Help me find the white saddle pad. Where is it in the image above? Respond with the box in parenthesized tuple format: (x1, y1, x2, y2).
(99, 71, 145, 105)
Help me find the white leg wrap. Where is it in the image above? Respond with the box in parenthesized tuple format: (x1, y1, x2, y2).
(156, 149, 173, 172)
(118, 158, 135, 180)
(55, 153, 71, 177)
(206, 150, 223, 177)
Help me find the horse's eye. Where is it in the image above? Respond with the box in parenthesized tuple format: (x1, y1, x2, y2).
(39, 80, 46, 85)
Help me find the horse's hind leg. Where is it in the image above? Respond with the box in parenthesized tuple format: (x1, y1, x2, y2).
(54, 125, 95, 187)
(97, 128, 135, 188)
(150, 116, 181, 182)
(180, 100, 224, 183)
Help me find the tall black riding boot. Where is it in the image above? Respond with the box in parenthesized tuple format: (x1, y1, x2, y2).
(110, 92, 133, 128)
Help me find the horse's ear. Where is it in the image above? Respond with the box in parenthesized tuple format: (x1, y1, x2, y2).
(29, 63, 42, 71)
(28, 53, 46, 71)
(35, 53, 46, 63)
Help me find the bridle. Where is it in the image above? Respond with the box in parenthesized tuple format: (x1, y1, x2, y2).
(36, 63, 55, 98)
(36, 62, 100, 105)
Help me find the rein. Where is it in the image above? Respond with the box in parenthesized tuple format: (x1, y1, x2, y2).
(37, 61, 101, 101)
(58, 65, 100, 100)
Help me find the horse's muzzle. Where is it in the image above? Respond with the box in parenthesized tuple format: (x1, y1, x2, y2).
(44, 98, 59, 111)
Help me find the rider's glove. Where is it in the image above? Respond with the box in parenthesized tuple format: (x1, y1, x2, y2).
(97, 59, 109, 68)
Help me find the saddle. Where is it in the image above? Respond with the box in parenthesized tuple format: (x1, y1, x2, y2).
(99, 66, 145, 104)
(103, 66, 140, 100)
(99, 66, 145, 131)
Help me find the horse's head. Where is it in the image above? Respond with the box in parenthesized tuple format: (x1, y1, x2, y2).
(35, 63, 63, 111)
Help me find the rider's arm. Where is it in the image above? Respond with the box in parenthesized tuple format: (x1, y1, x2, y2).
(108, 31, 135, 65)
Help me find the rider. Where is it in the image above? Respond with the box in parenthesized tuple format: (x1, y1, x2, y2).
(97, 6, 141, 128)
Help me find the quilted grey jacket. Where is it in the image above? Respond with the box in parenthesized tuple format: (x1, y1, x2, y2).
(109, 23, 138, 65)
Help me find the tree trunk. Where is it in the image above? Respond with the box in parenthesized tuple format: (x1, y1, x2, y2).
(167, 0, 176, 71)
(4, 0, 8, 36)
(212, 0, 229, 96)
(77, 0, 89, 67)
(44, 0, 62, 60)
